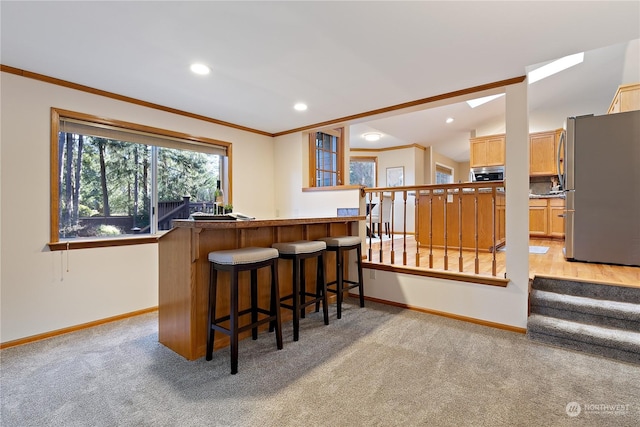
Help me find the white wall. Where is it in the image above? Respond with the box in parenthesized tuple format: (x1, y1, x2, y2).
(273, 132, 361, 218)
(0, 72, 276, 342)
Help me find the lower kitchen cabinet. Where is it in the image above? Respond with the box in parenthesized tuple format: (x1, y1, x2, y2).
(549, 198, 566, 238)
(529, 199, 548, 236)
(529, 197, 565, 238)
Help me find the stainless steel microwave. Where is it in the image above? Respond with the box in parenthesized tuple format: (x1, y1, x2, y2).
(470, 166, 504, 182)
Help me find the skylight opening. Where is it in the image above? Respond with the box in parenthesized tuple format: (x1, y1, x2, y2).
(528, 52, 584, 84)
(466, 94, 505, 108)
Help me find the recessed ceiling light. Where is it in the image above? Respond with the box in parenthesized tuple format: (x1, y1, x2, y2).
(446, 117, 454, 124)
(528, 52, 584, 84)
(466, 93, 505, 108)
(294, 103, 308, 111)
(190, 63, 210, 75)
(363, 132, 382, 142)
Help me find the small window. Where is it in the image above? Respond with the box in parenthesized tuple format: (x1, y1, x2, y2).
(435, 163, 454, 184)
(349, 156, 377, 187)
(309, 128, 344, 187)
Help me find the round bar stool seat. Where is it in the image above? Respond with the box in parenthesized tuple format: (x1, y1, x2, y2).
(318, 236, 364, 319)
(271, 240, 329, 341)
(206, 247, 283, 375)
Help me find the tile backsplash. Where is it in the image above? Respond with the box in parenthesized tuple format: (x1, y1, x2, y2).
(530, 176, 560, 195)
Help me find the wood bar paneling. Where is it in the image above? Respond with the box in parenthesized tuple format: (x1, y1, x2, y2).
(158, 217, 361, 360)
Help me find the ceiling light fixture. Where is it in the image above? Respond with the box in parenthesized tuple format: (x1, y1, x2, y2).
(363, 132, 382, 142)
(190, 63, 210, 75)
(446, 117, 454, 124)
(466, 93, 505, 108)
(528, 52, 584, 84)
(294, 103, 308, 111)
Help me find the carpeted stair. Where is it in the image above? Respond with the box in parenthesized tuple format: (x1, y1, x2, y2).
(527, 276, 640, 364)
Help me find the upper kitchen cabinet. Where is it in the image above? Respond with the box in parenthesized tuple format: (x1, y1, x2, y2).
(469, 134, 505, 168)
(530, 129, 563, 176)
(608, 83, 640, 114)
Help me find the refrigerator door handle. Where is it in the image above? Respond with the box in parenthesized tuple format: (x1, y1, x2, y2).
(557, 130, 565, 190)
(564, 191, 575, 260)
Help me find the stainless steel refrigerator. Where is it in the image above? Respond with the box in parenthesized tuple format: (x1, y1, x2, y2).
(558, 110, 640, 266)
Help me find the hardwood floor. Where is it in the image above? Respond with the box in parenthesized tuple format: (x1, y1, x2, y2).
(528, 237, 639, 288)
(365, 235, 640, 288)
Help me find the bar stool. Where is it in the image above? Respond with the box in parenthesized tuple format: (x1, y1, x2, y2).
(318, 236, 364, 319)
(271, 240, 329, 341)
(206, 247, 283, 375)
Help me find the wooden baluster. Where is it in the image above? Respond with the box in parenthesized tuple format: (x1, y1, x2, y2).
(402, 190, 408, 265)
(458, 189, 463, 272)
(378, 192, 383, 263)
(443, 189, 448, 271)
(367, 191, 373, 261)
(474, 189, 479, 275)
(415, 191, 421, 267)
(390, 192, 396, 264)
(428, 192, 433, 269)
(492, 187, 497, 276)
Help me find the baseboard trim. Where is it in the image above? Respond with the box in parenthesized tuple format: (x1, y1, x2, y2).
(0, 307, 158, 350)
(351, 293, 526, 334)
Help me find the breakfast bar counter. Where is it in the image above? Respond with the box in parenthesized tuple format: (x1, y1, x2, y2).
(158, 216, 363, 360)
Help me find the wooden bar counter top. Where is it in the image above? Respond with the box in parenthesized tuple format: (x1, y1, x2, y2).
(158, 215, 363, 360)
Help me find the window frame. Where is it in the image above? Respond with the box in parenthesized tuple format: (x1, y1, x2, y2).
(349, 156, 378, 187)
(435, 162, 455, 184)
(49, 108, 232, 250)
(308, 127, 344, 188)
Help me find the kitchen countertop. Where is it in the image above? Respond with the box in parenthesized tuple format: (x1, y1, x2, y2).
(529, 193, 565, 199)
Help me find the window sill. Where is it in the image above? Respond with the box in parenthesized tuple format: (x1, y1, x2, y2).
(302, 184, 362, 192)
(48, 235, 160, 251)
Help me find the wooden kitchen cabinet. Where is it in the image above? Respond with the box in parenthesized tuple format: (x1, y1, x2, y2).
(470, 134, 505, 168)
(549, 198, 566, 238)
(529, 197, 565, 238)
(417, 190, 506, 252)
(608, 83, 640, 114)
(528, 199, 549, 236)
(530, 129, 563, 176)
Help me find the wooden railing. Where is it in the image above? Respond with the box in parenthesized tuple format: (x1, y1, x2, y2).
(140, 197, 219, 232)
(362, 181, 506, 279)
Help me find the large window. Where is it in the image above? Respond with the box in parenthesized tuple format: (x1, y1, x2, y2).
(309, 128, 344, 187)
(51, 109, 230, 244)
(349, 156, 377, 187)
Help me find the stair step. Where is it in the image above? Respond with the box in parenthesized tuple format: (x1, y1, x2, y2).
(530, 289, 640, 330)
(532, 276, 640, 304)
(527, 314, 640, 364)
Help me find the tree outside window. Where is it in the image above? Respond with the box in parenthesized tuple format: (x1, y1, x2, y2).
(53, 109, 229, 241)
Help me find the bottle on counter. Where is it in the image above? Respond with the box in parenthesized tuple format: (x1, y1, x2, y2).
(215, 180, 224, 214)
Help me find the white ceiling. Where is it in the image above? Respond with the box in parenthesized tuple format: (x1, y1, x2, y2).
(2, 1, 639, 162)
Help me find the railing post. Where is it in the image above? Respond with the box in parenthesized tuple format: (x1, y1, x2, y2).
(182, 195, 191, 219)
